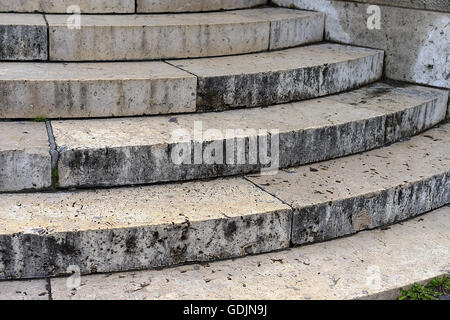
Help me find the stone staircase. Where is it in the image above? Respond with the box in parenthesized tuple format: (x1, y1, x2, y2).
(0, 0, 449, 284)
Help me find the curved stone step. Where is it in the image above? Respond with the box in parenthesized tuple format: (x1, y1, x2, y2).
(1, 123, 449, 280)
(49, 82, 447, 189)
(173, 43, 383, 111)
(0, 43, 382, 119)
(46, 8, 323, 61)
(0, 0, 267, 14)
(47, 206, 450, 300)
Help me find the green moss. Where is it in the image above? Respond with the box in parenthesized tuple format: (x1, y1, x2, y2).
(33, 116, 47, 122)
(289, 3, 296, 9)
(398, 275, 450, 300)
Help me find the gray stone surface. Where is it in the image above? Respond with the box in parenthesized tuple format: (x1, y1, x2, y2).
(0, 178, 291, 279)
(0, 14, 47, 60)
(49, 206, 450, 300)
(137, 0, 267, 13)
(0, 122, 51, 192)
(173, 43, 382, 111)
(50, 82, 447, 188)
(334, 0, 450, 12)
(46, 8, 323, 61)
(247, 123, 450, 245)
(0, 62, 197, 118)
(0, 0, 135, 13)
(0, 279, 49, 300)
(274, 0, 450, 88)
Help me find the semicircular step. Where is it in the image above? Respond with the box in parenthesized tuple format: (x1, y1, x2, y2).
(0, 0, 267, 14)
(49, 82, 447, 189)
(0, 43, 383, 119)
(1, 122, 449, 280)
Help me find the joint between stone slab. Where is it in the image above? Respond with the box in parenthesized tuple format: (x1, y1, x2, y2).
(46, 278, 53, 301)
(43, 14, 50, 62)
(45, 121, 60, 189)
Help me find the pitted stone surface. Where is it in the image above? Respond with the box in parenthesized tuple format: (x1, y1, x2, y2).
(49, 206, 450, 300)
(0, 279, 49, 300)
(0, 122, 51, 192)
(173, 43, 382, 110)
(0, 62, 197, 118)
(50, 82, 447, 188)
(247, 124, 450, 245)
(137, 0, 267, 13)
(0, 14, 47, 60)
(45, 8, 323, 61)
(334, 0, 450, 12)
(0, 178, 291, 279)
(274, 0, 450, 88)
(0, 0, 134, 13)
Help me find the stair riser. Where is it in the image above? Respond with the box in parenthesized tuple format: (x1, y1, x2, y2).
(195, 52, 382, 111)
(0, 22, 47, 61)
(0, 211, 291, 279)
(293, 174, 450, 244)
(0, 77, 197, 118)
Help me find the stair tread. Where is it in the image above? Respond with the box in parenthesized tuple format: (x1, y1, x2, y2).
(0, 123, 449, 279)
(49, 205, 450, 300)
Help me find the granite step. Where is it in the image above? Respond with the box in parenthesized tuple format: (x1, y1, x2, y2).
(0, 0, 268, 14)
(0, 43, 382, 119)
(49, 82, 447, 189)
(0, 123, 449, 280)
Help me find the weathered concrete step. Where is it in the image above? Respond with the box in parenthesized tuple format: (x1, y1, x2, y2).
(0, 0, 268, 13)
(0, 0, 134, 13)
(173, 43, 383, 111)
(48, 205, 450, 300)
(0, 62, 197, 118)
(46, 8, 324, 61)
(0, 43, 382, 118)
(0, 122, 51, 192)
(0, 14, 47, 61)
(50, 82, 448, 189)
(137, 0, 268, 13)
(1, 124, 449, 280)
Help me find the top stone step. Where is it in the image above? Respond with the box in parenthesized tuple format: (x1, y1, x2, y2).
(0, 0, 267, 13)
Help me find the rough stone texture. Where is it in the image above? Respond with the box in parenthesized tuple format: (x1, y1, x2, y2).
(274, 0, 450, 88)
(0, 14, 47, 60)
(0, 62, 197, 119)
(0, 122, 51, 192)
(46, 8, 322, 61)
(247, 124, 450, 245)
(49, 206, 450, 300)
(334, 0, 450, 12)
(50, 82, 447, 188)
(137, 0, 267, 13)
(173, 43, 383, 111)
(0, 279, 49, 300)
(0, 0, 135, 13)
(0, 178, 291, 280)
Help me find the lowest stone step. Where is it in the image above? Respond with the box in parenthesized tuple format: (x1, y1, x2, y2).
(0, 0, 267, 13)
(0, 8, 324, 61)
(0, 43, 382, 118)
(50, 82, 447, 189)
(1, 124, 449, 280)
(47, 205, 450, 300)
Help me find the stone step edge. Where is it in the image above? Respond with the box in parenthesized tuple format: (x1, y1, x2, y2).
(0, 123, 449, 280)
(50, 81, 446, 189)
(0, 1, 269, 14)
(0, 42, 383, 119)
(0, 8, 325, 61)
